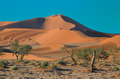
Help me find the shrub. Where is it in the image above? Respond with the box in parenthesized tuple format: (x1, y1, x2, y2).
(112, 66, 119, 70)
(55, 60, 66, 65)
(41, 61, 48, 67)
(9, 65, 18, 70)
(28, 62, 35, 65)
(0, 60, 9, 68)
(48, 63, 56, 69)
(37, 61, 48, 69)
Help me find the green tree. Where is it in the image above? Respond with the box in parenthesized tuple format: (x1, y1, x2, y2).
(75, 48, 92, 61)
(10, 40, 19, 60)
(109, 46, 120, 63)
(94, 46, 109, 61)
(18, 45, 32, 60)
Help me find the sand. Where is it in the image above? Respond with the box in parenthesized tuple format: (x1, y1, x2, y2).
(0, 21, 17, 26)
(0, 53, 56, 61)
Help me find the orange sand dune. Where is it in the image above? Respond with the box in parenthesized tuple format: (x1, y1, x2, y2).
(0, 28, 48, 46)
(32, 28, 109, 44)
(0, 14, 118, 37)
(100, 35, 120, 47)
(40, 43, 66, 50)
(0, 14, 93, 31)
(0, 21, 17, 26)
(30, 47, 52, 52)
(77, 41, 117, 52)
(0, 53, 57, 61)
(3, 28, 49, 32)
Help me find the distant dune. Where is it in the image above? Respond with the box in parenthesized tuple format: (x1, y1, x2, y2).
(0, 21, 17, 26)
(0, 14, 93, 31)
(32, 28, 109, 44)
(100, 35, 120, 47)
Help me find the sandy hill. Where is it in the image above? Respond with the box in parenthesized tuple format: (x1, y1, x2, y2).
(0, 28, 108, 46)
(40, 43, 70, 50)
(1, 14, 118, 37)
(0, 28, 48, 46)
(0, 14, 94, 31)
(99, 35, 120, 47)
(32, 28, 109, 44)
(0, 21, 17, 26)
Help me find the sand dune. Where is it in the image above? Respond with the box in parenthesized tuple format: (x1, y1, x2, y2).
(0, 14, 93, 31)
(100, 35, 120, 47)
(78, 41, 117, 51)
(0, 21, 16, 26)
(32, 28, 109, 44)
(0, 28, 48, 46)
(0, 14, 118, 38)
(40, 43, 68, 50)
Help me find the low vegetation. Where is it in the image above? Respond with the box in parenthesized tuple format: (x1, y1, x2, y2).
(9, 65, 18, 70)
(0, 60, 9, 68)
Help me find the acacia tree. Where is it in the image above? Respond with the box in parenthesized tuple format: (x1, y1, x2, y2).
(75, 48, 92, 61)
(10, 40, 19, 60)
(61, 47, 77, 65)
(109, 46, 120, 63)
(18, 44, 32, 60)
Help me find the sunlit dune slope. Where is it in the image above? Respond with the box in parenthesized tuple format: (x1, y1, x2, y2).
(99, 35, 120, 47)
(0, 28, 48, 45)
(32, 28, 109, 44)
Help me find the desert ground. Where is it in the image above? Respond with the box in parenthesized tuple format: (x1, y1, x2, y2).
(0, 14, 120, 79)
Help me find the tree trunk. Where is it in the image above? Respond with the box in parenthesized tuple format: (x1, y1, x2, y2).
(71, 55, 77, 65)
(90, 50, 96, 72)
(16, 55, 19, 60)
(20, 55, 24, 60)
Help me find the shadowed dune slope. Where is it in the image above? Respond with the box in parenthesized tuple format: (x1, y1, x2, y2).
(32, 28, 109, 44)
(0, 21, 17, 26)
(100, 35, 120, 47)
(40, 43, 69, 50)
